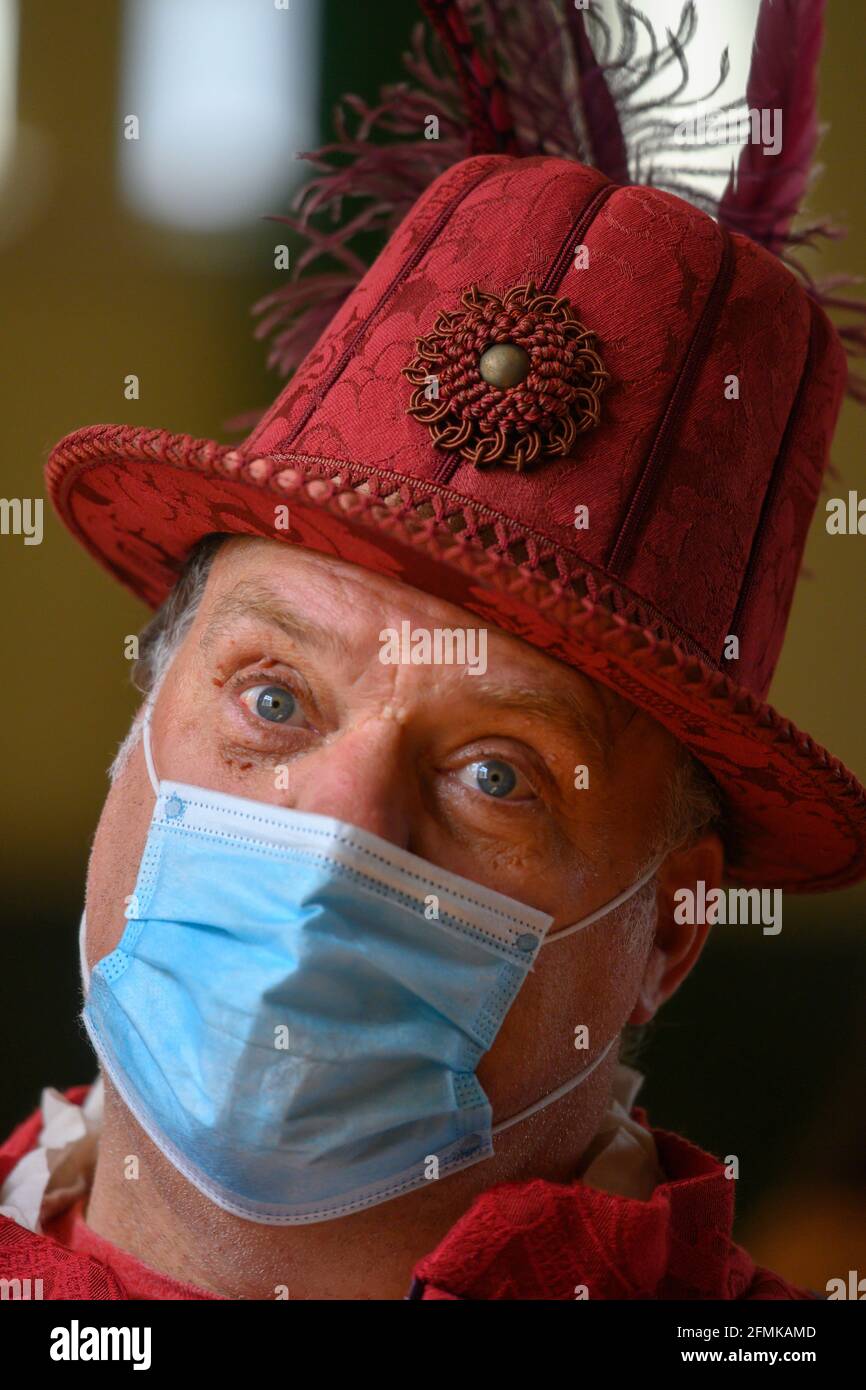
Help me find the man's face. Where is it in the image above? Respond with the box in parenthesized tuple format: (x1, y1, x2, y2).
(85, 537, 709, 1167)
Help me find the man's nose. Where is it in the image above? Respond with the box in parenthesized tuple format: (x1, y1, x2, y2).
(289, 717, 414, 850)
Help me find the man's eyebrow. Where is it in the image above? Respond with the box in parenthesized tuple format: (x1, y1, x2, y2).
(199, 580, 351, 660)
(467, 679, 610, 760)
(200, 584, 611, 754)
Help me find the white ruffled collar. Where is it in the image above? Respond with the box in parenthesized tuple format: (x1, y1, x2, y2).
(0, 1074, 104, 1233)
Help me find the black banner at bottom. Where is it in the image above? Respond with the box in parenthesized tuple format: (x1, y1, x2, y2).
(1, 1296, 860, 1374)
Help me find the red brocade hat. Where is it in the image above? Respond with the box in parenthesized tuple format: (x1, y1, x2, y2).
(45, 1, 866, 891)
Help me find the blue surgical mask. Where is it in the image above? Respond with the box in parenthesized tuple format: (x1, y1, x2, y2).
(80, 708, 661, 1226)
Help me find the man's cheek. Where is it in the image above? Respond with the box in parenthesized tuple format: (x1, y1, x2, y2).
(477, 841, 552, 885)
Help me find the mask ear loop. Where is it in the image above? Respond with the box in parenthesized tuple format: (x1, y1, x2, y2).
(544, 855, 665, 943)
(78, 908, 91, 996)
(81, 700, 160, 1000)
(142, 701, 161, 799)
(492, 856, 664, 1134)
(492, 1034, 618, 1136)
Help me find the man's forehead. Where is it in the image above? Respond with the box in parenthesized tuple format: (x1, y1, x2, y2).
(207, 534, 490, 628)
(197, 538, 637, 745)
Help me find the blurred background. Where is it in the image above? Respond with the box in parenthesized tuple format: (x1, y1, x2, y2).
(1, 0, 864, 1293)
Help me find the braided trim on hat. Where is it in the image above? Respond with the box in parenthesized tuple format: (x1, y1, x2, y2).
(221, 448, 713, 663)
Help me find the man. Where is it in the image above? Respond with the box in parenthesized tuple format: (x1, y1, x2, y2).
(0, 530, 812, 1302)
(3, 530, 731, 1300)
(2, 0, 864, 1300)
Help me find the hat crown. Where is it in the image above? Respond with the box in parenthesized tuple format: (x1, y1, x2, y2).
(245, 155, 847, 698)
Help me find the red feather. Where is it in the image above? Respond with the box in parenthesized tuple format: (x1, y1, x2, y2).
(235, 0, 865, 425)
(718, 0, 826, 252)
(417, 0, 518, 154)
(567, 7, 628, 183)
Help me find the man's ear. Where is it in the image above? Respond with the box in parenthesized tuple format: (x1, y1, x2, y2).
(628, 830, 724, 1026)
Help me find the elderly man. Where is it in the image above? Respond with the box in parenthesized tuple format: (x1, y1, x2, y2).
(2, 0, 864, 1302)
(5, 529, 733, 1301)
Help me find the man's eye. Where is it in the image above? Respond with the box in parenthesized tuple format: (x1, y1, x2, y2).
(457, 758, 525, 799)
(240, 684, 308, 727)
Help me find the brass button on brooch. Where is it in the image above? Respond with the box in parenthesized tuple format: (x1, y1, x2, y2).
(478, 343, 531, 388)
(403, 283, 607, 472)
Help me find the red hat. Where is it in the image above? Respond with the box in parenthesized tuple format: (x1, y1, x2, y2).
(45, 0, 866, 891)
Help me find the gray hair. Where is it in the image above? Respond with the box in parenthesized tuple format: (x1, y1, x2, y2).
(111, 531, 723, 1064)
(131, 532, 228, 700)
(108, 533, 227, 782)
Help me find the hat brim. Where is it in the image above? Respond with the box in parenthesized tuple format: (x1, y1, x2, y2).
(46, 421, 866, 892)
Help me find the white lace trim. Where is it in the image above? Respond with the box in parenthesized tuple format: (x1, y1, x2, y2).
(580, 1062, 663, 1201)
(0, 1074, 104, 1234)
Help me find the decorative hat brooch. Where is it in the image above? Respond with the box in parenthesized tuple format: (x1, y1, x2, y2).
(404, 283, 607, 472)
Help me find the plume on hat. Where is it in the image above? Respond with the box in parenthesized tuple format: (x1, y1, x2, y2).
(245, 0, 865, 418)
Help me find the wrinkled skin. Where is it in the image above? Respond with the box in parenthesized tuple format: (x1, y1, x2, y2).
(82, 537, 722, 1299)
